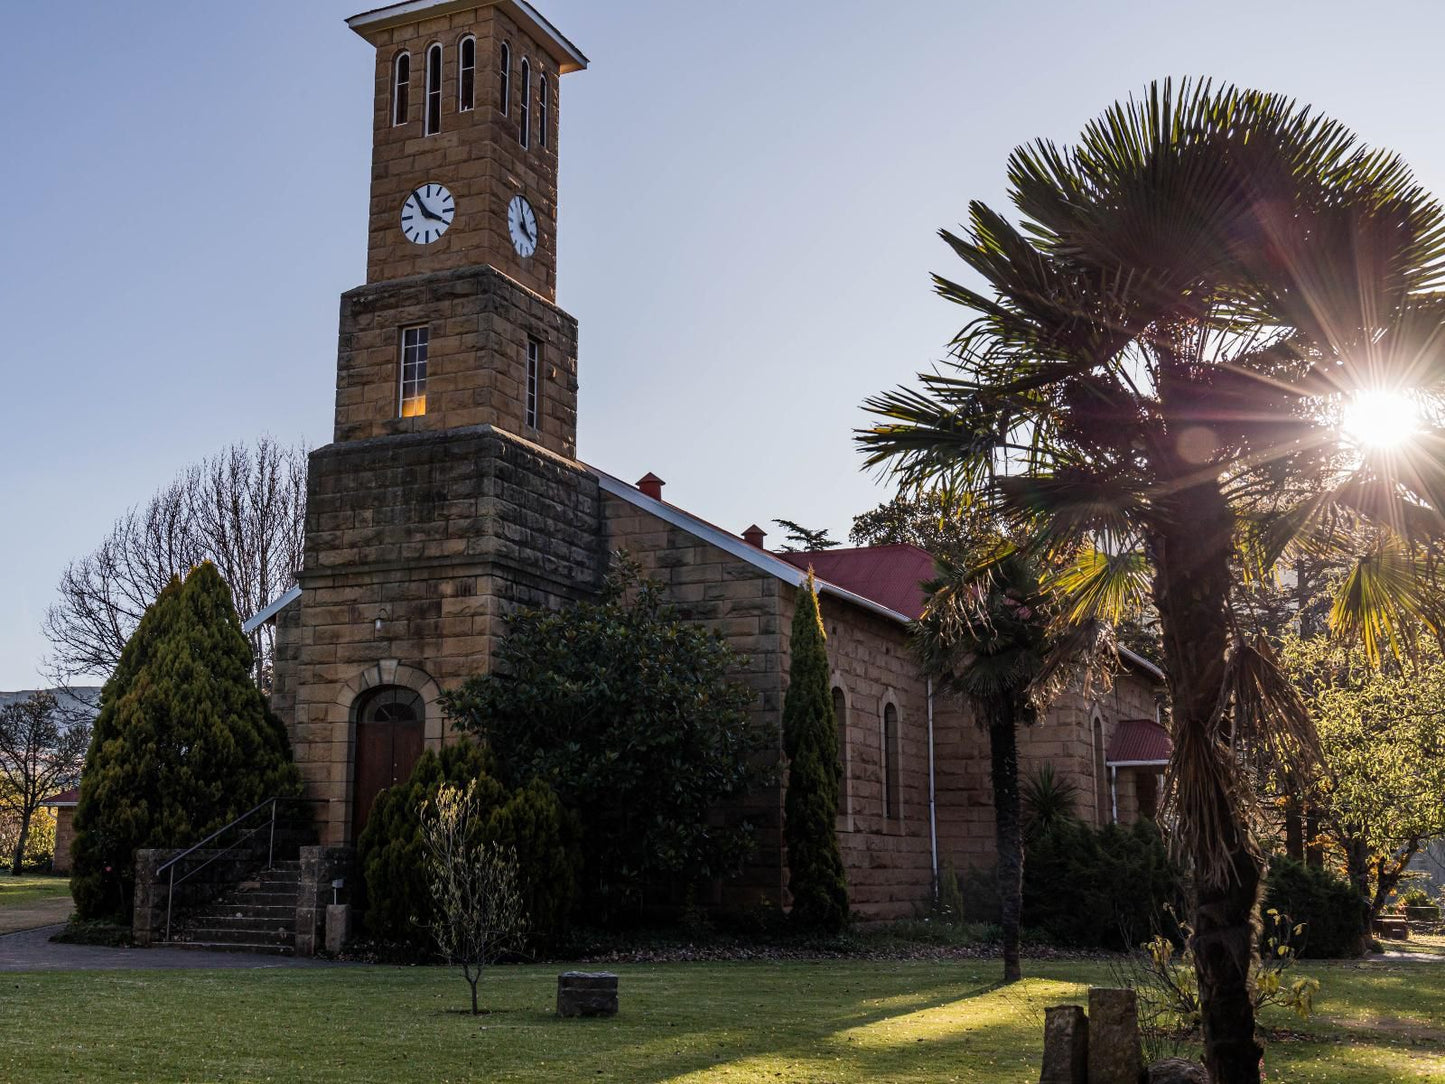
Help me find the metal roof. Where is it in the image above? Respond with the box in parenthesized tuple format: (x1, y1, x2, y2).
(1106, 718, 1173, 767)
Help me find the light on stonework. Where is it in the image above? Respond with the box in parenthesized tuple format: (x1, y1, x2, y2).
(1342, 389, 1418, 451)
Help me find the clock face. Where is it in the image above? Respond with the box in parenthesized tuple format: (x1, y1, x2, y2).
(508, 195, 538, 258)
(401, 183, 455, 245)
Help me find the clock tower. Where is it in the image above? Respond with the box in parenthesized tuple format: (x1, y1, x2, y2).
(335, 0, 587, 457)
(271, 1, 604, 847)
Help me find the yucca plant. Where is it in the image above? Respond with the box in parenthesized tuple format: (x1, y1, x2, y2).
(1021, 763, 1081, 838)
(860, 79, 1445, 1082)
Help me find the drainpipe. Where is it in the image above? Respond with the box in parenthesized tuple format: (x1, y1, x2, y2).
(1110, 764, 1119, 824)
(926, 678, 939, 901)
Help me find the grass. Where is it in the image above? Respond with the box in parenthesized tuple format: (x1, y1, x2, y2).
(0, 873, 72, 909)
(3, 956, 1444, 1082)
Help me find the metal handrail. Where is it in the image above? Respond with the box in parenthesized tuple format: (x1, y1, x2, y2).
(156, 796, 319, 942)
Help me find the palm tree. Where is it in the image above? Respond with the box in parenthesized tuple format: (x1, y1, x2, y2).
(914, 547, 1096, 983)
(860, 80, 1445, 1083)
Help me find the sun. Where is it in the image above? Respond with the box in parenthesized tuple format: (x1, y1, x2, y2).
(1341, 389, 1419, 451)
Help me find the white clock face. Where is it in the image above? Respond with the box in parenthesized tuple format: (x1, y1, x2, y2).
(401, 183, 455, 245)
(508, 195, 538, 258)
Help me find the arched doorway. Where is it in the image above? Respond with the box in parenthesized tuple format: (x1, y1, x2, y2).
(351, 685, 425, 840)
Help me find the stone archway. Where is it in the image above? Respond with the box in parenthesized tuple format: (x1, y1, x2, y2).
(333, 661, 443, 843)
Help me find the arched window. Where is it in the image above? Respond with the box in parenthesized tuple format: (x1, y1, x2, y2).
(1091, 712, 1108, 825)
(833, 687, 849, 819)
(883, 702, 900, 821)
(519, 59, 532, 147)
(392, 52, 410, 126)
(424, 43, 443, 135)
(498, 42, 511, 115)
(356, 685, 424, 724)
(458, 36, 476, 112)
(538, 73, 549, 148)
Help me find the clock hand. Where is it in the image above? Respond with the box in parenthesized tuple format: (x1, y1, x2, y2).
(411, 190, 444, 223)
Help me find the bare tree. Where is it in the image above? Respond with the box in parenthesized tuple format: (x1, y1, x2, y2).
(0, 691, 91, 874)
(421, 782, 528, 1015)
(44, 438, 306, 688)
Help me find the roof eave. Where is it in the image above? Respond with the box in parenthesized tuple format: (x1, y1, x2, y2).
(347, 0, 589, 73)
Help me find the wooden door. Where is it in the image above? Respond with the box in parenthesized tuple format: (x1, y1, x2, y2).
(352, 712, 424, 840)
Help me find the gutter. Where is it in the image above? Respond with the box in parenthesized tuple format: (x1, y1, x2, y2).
(926, 678, 938, 901)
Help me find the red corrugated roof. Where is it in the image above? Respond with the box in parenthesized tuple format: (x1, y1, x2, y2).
(1106, 719, 1173, 765)
(777, 544, 936, 620)
(41, 788, 79, 807)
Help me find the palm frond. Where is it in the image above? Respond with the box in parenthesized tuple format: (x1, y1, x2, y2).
(1046, 546, 1153, 626)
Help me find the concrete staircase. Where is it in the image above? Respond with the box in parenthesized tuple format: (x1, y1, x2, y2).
(171, 860, 301, 955)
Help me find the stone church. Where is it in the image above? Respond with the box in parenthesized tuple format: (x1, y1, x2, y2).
(250, 0, 1170, 920)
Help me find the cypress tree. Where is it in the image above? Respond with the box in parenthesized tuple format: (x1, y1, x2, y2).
(783, 571, 849, 932)
(71, 562, 303, 921)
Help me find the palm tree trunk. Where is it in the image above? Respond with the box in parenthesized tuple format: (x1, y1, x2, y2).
(987, 704, 1023, 983)
(1151, 478, 1264, 1084)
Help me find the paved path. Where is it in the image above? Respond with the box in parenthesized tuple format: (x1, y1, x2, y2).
(0, 895, 74, 936)
(0, 925, 352, 971)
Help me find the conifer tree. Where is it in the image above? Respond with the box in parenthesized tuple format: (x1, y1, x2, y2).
(70, 562, 303, 921)
(782, 571, 849, 932)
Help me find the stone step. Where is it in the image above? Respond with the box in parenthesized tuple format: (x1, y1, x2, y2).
(180, 924, 295, 945)
(171, 940, 296, 957)
(191, 902, 296, 920)
(182, 913, 297, 932)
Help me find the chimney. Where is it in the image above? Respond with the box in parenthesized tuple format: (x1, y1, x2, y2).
(742, 524, 767, 549)
(636, 472, 665, 501)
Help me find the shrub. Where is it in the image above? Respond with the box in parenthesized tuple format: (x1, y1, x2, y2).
(358, 740, 578, 950)
(1263, 856, 1366, 958)
(1400, 887, 1431, 909)
(441, 557, 767, 921)
(782, 573, 848, 933)
(1022, 818, 1183, 949)
(70, 563, 303, 922)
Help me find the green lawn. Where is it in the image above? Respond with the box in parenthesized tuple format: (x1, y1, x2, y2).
(0, 874, 72, 909)
(4, 957, 1444, 1083)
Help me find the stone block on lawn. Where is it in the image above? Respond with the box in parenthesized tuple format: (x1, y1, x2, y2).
(1147, 1057, 1210, 1083)
(1087, 987, 1143, 1084)
(1039, 1004, 1088, 1083)
(557, 971, 619, 1018)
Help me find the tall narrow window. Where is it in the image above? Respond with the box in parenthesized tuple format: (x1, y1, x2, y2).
(425, 44, 443, 135)
(458, 36, 476, 112)
(882, 703, 900, 821)
(519, 58, 531, 147)
(392, 52, 410, 126)
(525, 338, 541, 429)
(399, 326, 429, 418)
(833, 687, 849, 820)
(498, 42, 511, 114)
(538, 73, 549, 148)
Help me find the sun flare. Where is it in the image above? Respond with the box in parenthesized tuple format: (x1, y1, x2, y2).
(1341, 389, 1419, 451)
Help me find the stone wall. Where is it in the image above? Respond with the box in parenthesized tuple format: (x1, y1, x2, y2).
(50, 807, 74, 874)
(334, 266, 579, 458)
(272, 424, 605, 845)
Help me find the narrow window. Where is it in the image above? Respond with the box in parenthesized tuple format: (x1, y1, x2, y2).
(392, 52, 410, 126)
(458, 36, 476, 112)
(519, 58, 531, 147)
(425, 44, 443, 135)
(883, 703, 900, 821)
(525, 338, 541, 428)
(833, 687, 849, 817)
(538, 73, 549, 148)
(498, 42, 511, 114)
(399, 326, 429, 418)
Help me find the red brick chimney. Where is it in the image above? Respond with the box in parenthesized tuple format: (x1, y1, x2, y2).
(742, 524, 767, 549)
(636, 472, 665, 500)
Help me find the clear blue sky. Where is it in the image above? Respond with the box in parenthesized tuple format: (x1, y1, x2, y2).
(5, 0, 1445, 688)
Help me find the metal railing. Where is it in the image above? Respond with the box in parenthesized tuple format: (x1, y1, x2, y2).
(153, 796, 317, 942)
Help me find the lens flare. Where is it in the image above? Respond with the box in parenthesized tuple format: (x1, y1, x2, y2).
(1342, 390, 1418, 451)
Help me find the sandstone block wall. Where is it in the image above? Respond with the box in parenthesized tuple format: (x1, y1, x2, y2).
(272, 425, 605, 845)
(334, 266, 579, 457)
